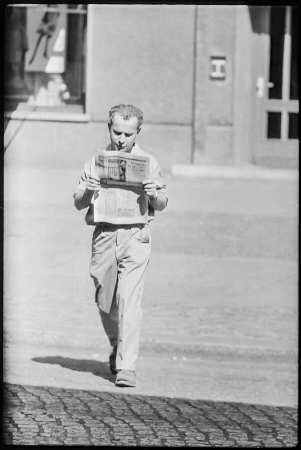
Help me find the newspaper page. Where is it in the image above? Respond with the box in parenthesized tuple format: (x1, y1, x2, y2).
(95, 151, 150, 187)
(93, 151, 150, 224)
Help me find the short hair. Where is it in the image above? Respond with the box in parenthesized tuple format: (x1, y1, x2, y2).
(108, 104, 144, 129)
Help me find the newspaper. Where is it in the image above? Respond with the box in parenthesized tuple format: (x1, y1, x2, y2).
(95, 151, 150, 186)
(93, 151, 150, 224)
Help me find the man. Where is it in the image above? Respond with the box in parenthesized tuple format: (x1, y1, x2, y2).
(73, 104, 168, 387)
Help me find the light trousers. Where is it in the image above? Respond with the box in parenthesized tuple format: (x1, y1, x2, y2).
(90, 224, 151, 370)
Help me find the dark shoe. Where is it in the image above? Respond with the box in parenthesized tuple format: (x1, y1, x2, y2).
(115, 370, 136, 387)
(109, 346, 117, 375)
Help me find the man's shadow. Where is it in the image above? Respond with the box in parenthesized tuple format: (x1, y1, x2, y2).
(32, 356, 115, 383)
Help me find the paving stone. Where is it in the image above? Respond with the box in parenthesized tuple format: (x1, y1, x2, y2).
(3, 382, 297, 446)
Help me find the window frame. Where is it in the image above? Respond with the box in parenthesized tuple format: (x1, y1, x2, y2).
(4, 3, 89, 121)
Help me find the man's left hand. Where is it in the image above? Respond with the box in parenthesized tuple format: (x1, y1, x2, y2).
(142, 179, 158, 200)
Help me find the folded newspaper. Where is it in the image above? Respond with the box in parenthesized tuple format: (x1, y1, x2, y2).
(93, 151, 150, 224)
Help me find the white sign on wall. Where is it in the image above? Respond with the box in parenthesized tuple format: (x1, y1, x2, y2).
(210, 56, 226, 80)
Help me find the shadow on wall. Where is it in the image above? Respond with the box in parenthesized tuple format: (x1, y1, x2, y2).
(4, 116, 27, 153)
(4, 118, 10, 134)
(4, 105, 38, 153)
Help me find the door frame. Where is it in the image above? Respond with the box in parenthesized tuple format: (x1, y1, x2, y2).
(250, 6, 298, 169)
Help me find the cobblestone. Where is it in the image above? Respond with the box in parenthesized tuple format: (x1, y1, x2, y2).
(3, 383, 297, 447)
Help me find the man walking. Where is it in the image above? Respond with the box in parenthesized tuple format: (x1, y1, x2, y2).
(73, 104, 168, 387)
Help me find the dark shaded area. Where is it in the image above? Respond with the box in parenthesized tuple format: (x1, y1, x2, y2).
(3, 382, 298, 446)
(65, 6, 86, 103)
(267, 111, 281, 139)
(288, 112, 298, 139)
(268, 6, 285, 100)
(248, 5, 269, 34)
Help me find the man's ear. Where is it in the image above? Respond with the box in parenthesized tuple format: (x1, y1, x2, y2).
(137, 127, 141, 134)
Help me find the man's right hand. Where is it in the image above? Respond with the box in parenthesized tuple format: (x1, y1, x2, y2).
(86, 175, 101, 191)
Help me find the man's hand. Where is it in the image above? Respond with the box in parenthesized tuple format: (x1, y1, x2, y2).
(142, 179, 158, 200)
(86, 175, 101, 191)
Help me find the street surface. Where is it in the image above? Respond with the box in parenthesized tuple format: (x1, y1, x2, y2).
(4, 383, 297, 446)
(3, 156, 298, 445)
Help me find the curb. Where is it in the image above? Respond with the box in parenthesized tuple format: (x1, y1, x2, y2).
(171, 164, 299, 181)
(140, 341, 297, 364)
(6, 339, 296, 365)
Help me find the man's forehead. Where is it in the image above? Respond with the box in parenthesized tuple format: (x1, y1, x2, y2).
(112, 114, 139, 130)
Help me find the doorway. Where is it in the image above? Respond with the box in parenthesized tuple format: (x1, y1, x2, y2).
(251, 6, 298, 169)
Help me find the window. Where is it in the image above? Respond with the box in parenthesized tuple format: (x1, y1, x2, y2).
(265, 6, 298, 141)
(267, 112, 281, 139)
(5, 4, 87, 112)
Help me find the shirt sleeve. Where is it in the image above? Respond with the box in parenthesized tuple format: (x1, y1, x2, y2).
(73, 157, 95, 210)
(149, 155, 168, 211)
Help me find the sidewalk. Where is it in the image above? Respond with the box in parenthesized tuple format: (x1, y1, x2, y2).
(3, 165, 298, 407)
(171, 163, 298, 181)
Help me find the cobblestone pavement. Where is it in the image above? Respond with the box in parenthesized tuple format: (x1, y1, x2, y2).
(3, 383, 298, 447)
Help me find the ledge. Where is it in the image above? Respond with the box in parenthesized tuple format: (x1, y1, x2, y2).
(4, 110, 91, 123)
(171, 164, 299, 181)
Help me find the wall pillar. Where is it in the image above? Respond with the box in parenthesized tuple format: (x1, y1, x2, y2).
(193, 5, 237, 166)
(232, 6, 253, 165)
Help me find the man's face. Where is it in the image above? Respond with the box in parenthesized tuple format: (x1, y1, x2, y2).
(109, 114, 140, 152)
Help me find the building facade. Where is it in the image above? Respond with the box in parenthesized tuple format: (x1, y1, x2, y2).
(4, 4, 298, 171)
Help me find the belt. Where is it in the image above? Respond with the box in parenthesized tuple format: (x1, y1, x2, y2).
(95, 222, 146, 231)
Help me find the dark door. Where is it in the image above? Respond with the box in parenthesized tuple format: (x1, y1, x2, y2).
(252, 6, 298, 169)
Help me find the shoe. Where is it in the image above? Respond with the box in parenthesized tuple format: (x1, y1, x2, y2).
(109, 346, 117, 375)
(115, 370, 136, 387)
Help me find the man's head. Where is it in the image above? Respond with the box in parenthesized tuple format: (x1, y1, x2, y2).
(108, 104, 143, 152)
